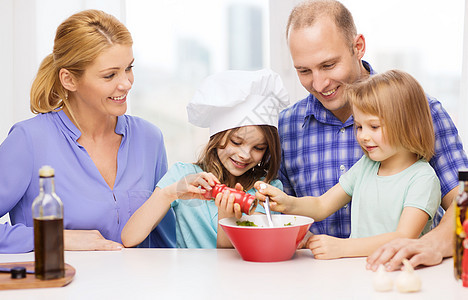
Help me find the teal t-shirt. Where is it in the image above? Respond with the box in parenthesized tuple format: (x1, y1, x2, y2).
(339, 155, 441, 238)
(157, 162, 283, 248)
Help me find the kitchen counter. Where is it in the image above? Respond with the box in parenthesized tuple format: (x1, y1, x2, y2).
(0, 248, 467, 299)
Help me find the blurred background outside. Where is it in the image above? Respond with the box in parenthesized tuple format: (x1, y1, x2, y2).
(1, 0, 466, 168)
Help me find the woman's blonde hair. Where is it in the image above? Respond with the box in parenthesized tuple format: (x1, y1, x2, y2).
(346, 69, 435, 161)
(30, 9, 132, 114)
(195, 125, 281, 191)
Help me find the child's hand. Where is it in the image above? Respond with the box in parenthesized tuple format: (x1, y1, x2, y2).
(215, 183, 243, 219)
(171, 172, 220, 200)
(254, 181, 292, 213)
(297, 231, 313, 249)
(306, 234, 345, 259)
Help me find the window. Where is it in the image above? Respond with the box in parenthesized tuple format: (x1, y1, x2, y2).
(126, 0, 269, 166)
(345, 0, 464, 123)
(271, 0, 466, 143)
(1, 0, 466, 165)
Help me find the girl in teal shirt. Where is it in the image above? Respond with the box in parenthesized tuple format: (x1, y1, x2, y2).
(255, 70, 441, 259)
(122, 69, 289, 248)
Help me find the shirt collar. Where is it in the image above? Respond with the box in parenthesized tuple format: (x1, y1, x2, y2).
(363, 60, 375, 75)
(115, 115, 126, 135)
(303, 60, 375, 127)
(57, 109, 127, 140)
(57, 109, 81, 140)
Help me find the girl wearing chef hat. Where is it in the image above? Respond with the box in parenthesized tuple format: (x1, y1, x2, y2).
(122, 68, 289, 248)
(254, 69, 441, 260)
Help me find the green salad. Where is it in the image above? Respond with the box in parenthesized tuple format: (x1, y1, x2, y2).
(236, 220, 258, 227)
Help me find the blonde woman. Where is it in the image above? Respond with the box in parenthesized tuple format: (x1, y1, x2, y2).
(256, 70, 441, 259)
(0, 10, 175, 253)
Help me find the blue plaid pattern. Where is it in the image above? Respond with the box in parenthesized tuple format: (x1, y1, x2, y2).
(278, 61, 468, 238)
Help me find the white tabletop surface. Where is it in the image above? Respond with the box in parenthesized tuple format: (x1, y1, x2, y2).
(0, 248, 467, 299)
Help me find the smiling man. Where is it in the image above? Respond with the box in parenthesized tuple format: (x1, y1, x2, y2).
(278, 0, 468, 241)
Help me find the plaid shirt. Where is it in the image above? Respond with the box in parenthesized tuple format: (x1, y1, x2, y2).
(278, 61, 468, 238)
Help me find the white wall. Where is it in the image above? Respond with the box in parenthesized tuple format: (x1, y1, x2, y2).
(0, 0, 126, 142)
(269, 0, 468, 148)
(0, 0, 126, 223)
(269, 0, 309, 105)
(0, 0, 36, 142)
(460, 0, 468, 147)
(3, 0, 466, 146)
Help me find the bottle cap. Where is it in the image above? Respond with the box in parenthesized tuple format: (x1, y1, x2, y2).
(39, 165, 55, 177)
(10, 267, 26, 279)
(246, 197, 258, 215)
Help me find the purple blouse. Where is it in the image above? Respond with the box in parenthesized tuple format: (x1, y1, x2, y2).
(0, 110, 175, 253)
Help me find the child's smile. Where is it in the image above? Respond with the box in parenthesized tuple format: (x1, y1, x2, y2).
(217, 126, 267, 177)
(229, 158, 249, 169)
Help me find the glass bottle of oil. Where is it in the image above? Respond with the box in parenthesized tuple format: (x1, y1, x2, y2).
(32, 165, 65, 280)
(454, 170, 468, 283)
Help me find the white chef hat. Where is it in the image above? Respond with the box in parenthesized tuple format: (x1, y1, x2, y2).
(187, 68, 290, 136)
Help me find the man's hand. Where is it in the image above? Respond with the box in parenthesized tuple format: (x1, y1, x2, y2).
(366, 238, 443, 271)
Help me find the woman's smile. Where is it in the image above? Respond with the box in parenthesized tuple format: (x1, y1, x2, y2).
(109, 93, 128, 104)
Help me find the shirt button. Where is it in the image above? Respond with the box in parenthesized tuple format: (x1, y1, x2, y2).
(340, 128, 345, 133)
(344, 204, 349, 209)
(340, 165, 346, 172)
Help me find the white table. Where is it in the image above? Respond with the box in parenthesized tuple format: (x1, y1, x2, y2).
(0, 249, 467, 299)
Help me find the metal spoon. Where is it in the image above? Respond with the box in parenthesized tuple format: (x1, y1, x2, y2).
(260, 183, 274, 227)
(264, 196, 274, 227)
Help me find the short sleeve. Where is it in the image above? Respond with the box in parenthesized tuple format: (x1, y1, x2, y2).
(339, 155, 367, 197)
(404, 172, 441, 220)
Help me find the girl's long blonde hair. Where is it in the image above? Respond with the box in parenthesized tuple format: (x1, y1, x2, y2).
(30, 9, 132, 114)
(195, 125, 281, 191)
(346, 69, 435, 161)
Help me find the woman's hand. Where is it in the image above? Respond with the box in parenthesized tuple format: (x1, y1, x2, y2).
(64, 230, 123, 251)
(170, 172, 220, 200)
(254, 181, 292, 213)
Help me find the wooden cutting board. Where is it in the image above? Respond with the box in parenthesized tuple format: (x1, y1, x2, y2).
(0, 261, 75, 290)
